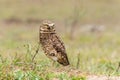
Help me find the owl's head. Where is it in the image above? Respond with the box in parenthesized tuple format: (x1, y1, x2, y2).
(40, 20, 55, 33)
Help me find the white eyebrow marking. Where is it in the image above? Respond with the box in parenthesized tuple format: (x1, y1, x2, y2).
(40, 27, 45, 30)
(48, 23, 54, 26)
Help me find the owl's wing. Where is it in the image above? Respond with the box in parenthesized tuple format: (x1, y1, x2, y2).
(52, 35, 66, 54)
(52, 34, 69, 66)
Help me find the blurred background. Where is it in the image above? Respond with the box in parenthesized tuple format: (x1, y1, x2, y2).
(0, 0, 120, 37)
(0, 0, 120, 75)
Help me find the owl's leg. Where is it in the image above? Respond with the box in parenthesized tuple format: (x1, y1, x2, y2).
(52, 60, 55, 66)
(52, 60, 60, 68)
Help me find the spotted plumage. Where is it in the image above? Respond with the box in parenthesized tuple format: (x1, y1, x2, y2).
(39, 21, 69, 66)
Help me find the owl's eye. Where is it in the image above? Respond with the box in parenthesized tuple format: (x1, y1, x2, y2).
(50, 26, 54, 29)
(47, 27, 51, 30)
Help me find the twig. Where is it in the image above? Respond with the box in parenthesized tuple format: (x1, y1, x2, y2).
(31, 44, 40, 62)
(76, 53, 80, 69)
(0, 54, 4, 63)
(116, 62, 120, 72)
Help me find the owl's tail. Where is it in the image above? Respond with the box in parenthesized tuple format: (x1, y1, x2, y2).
(57, 54, 70, 66)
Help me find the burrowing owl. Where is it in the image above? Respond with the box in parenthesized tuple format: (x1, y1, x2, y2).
(39, 21, 69, 66)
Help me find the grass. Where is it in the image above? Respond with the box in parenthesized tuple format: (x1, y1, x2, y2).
(0, 24, 120, 79)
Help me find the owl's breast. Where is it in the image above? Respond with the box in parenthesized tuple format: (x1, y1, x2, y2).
(40, 34, 53, 44)
(40, 33, 54, 52)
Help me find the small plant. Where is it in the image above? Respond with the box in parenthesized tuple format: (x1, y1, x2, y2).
(57, 73, 69, 80)
(14, 70, 43, 80)
(71, 76, 86, 80)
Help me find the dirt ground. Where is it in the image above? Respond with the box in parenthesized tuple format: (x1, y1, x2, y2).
(87, 75, 120, 80)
